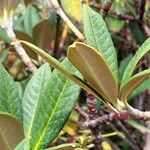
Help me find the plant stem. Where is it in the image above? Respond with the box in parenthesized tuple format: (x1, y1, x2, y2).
(49, 0, 85, 41)
(2, 17, 37, 73)
(101, 0, 115, 19)
(84, 111, 148, 128)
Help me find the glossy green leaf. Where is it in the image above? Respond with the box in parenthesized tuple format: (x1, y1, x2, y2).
(0, 63, 23, 121)
(45, 143, 80, 150)
(120, 69, 150, 100)
(23, 5, 41, 36)
(118, 54, 133, 82)
(0, 112, 24, 149)
(68, 42, 118, 105)
(33, 19, 56, 51)
(15, 139, 29, 150)
(129, 78, 150, 99)
(60, 0, 82, 22)
(15, 30, 38, 60)
(23, 60, 81, 149)
(20, 40, 99, 99)
(23, 64, 51, 146)
(121, 38, 150, 89)
(83, 5, 118, 81)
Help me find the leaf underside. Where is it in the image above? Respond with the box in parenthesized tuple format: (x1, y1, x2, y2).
(121, 69, 150, 100)
(0, 112, 24, 149)
(68, 42, 118, 104)
(121, 38, 150, 89)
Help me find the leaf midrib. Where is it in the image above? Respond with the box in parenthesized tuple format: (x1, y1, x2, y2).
(27, 66, 48, 137)
(33, 77, 69, 149)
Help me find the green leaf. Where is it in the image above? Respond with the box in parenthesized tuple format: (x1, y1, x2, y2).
(23, 60, 81, 149)
(23, 64, 51, 144)
(33, 19, 56, 51)
(120, 69, 150, 100)
(15, 139, 29, 150)
(128, 22, 145, 44)
(0, 27, 11, 43)
(127, 120, 150, 133)
(129, 78, 150, 99)
(0, 49, 9, 63)
(45, 143, 80, 150)
(0, 112, 24, 149)
(20, 40, 99, 99)
(118, 54, 133, 82)
(83, 5, 118, 81)
(121, 38, 150, 89)
(68, 42, 118, 105)
(60, 0, 82, 22)
(106, 15, 124, 32)
(0, 63, 23, 121)
(23, 5, 41, 36)
(124, 0, 136, 16)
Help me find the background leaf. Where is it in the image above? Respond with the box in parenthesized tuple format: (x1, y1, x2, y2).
(83, 5, 118, 81)
(0, 112, 24, 149)
(33, 19, 56, 51)
(60, 0, 82, 22)
(121, 38, 150, 89)
(129, 78, 150, 99)
(45, 143, 79, 150)
(0, 0, 18, 16)
(118, 54, 133, 82)
(23, 5, 41, 36)
(106, 15, 125, 32)
(0, 63, 23, 121)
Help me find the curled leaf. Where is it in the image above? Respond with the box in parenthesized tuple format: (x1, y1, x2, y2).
(68, 42, 118, 104)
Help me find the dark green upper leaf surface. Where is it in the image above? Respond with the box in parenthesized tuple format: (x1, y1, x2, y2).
(121, 38, 150, 89)
(83, 5, 118, 81)
(23, 60, 81, 149)
(118, 54, 133, 82)
(0, 63, 22, 121)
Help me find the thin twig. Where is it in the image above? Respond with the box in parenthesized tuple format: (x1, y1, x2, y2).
(84, 111, 148, 128)
(1, 16, 37, 73)
(86, 94, 103, 150)
(75, 104, 89, 120)
(101, 0, 115, 19)
(49, 0, 85, 41)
